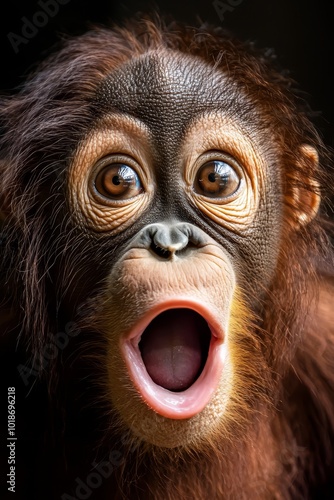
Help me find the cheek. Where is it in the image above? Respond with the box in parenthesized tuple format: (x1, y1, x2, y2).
(226, 186, 284, 296)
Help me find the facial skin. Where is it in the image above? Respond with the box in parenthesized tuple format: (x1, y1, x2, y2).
(67, 49, 318, 448)
(70, 51, 282, 282)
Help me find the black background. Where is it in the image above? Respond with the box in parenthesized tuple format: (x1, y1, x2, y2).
(0, 0, 333, 150)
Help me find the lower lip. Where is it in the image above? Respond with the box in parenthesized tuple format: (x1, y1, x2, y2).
(120, 299, 226, 419)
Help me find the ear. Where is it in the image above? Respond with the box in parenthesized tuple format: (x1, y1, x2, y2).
(287, 144, 321, 227)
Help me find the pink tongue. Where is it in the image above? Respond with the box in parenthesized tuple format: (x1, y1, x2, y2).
(139, 309, 208, 391)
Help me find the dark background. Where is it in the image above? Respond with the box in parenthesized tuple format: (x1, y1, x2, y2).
(0, 0, 333, 149)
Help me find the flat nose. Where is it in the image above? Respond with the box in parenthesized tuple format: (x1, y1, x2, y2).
(134, 222, 208, 260)
(150, 225, 189, 257)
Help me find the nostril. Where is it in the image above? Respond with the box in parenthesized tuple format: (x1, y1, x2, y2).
(150, 241, 172, 259)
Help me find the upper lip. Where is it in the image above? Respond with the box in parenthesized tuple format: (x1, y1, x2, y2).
(124, 297, 225, 345)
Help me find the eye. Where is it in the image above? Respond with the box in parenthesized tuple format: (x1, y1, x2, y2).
(195, 160, 240, 198)
(95, 163, 143, 199)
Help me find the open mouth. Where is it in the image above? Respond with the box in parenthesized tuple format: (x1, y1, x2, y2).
(121, 301, 226, 419)
(139, 309, 211, 392)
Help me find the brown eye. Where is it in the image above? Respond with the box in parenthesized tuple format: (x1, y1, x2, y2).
(95, 163, 143, 199)
(195, 160, 240, 198)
